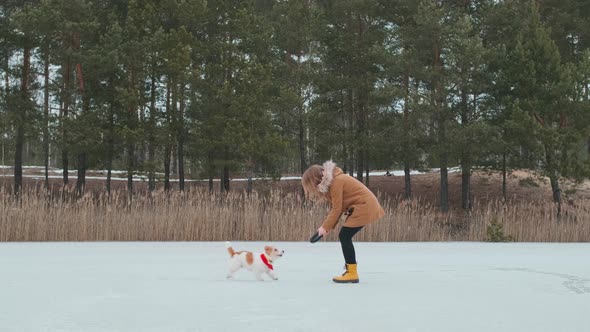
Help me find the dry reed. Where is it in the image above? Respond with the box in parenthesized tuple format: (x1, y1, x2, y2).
(1, 187, 588, 242)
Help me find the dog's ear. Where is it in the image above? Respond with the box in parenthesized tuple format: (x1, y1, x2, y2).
(264, 246, 273, 255)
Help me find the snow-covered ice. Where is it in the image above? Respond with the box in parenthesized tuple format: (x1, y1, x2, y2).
(0, 242, 589, 332)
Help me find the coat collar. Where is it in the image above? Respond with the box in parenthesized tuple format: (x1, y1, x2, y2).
(318, 160, 341, 193)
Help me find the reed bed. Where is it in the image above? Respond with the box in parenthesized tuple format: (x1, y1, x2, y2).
(1, 187, 588, 242)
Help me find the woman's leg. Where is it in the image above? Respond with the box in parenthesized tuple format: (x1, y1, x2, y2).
(339, 226, 364, 264)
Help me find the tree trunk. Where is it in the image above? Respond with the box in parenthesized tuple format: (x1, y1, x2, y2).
(76, 95, 89, 196)
(137, 102, 146, 168)
(461, 165, 471, 210)
(14, 45, 30, 196)
(298, 115, 306, 174)
(342, 137, 350, 175)
(355, 98, 365, 183)
(403, 71, 412, 200)
(106, 102, 114, 196)
(440, 160, 449, 212)
(460, 89, 470, 210)
(73, 34, 86, 195)
(434, 41, 449, 212)
(148, 72, 156, 192)
(437, 102, 449, 211)
(14, 123, 23, 196)
(207, 154, 214, 193)
(164, 144, 171, 191)
(62, 138, 69, 185)
(355, 14, 366, 184)
(544, 144, 561, 217)
(127, 94, 136, 202)
(127, 143, 134, 201)
(76, 152, 86, 196)
(346, 88, 354, 177)
(356, 150, 364, 183)
(222, 165, 230, 192)
(404, 165, 412, 199)
(106, 167, 112, 195)
(164, 82, 171, 191)
(3, 55, 8, 188)
(247, 177, 253, 195)
(171, 81, 178, 177)
(178, 83, 185, 191)
(148, 142, 156, 191)
(502, 151, 507, 202)
(62, 55, 71, 186)
(549, 174, 561, 217)
(43, 42, 50, 190)
(126, 70, 136, 203)
(172, 144, 177, 176)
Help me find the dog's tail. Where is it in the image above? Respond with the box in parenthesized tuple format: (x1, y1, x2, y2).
(225, 241, 235, 257)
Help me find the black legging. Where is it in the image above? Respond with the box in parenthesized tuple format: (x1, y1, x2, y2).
(339, 226, 364, 264)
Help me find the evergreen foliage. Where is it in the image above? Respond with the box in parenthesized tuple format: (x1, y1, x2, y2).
(0, 0, 589, 211)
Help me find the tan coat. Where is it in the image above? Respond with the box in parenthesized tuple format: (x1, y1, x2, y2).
(318, 161, 385, 231)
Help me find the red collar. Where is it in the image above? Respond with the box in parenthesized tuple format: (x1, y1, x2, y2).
(260, 254, 273, 270)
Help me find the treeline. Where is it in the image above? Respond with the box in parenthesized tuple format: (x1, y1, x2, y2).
(1, 0, 589, 211)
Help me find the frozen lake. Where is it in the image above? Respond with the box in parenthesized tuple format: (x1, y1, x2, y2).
(1, 242, 589, 332)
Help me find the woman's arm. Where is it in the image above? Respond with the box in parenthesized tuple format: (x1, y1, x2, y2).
(320, 179, 344, 231)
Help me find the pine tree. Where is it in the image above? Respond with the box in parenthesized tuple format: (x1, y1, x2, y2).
(270, 0, 317, 175)
(481, 0, 535, 200)
(413, 0, 453, 212)
(95, 11, 125, 196)
(507, 3, 590, 215)
(445, 3, 489, 210)
(119, 0, 150, 200)
(194, 0, 285, 192)
(312, 0, 388, 182)
(382, 0, 430, 199)
(9, 2, 39, 196)
(0, 3, 16, 181)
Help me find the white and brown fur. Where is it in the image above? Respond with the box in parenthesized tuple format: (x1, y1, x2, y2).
(225, 241, 284, 281)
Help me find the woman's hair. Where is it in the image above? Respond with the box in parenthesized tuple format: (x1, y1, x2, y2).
(301, 165, 326, 201)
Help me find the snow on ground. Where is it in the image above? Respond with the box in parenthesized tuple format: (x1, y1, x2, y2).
(0, 165, 461, 182)
(0, 242, 589, 332)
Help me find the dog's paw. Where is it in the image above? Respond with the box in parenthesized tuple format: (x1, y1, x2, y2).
(272, 277, 279, 281)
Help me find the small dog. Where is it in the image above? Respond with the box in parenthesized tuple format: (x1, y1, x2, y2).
(225, 241, 284, 281)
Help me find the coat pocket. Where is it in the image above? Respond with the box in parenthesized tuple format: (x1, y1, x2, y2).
(344, 202, 367, 224)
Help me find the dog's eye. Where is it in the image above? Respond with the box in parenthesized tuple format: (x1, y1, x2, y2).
(274, 249, 277, 251)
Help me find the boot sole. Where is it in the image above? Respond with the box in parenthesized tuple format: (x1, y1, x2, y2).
(332, 279, 359, 283)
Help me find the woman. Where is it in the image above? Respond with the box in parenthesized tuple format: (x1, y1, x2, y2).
(302, 160, 385, 283)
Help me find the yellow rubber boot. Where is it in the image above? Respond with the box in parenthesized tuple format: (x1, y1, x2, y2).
(332, 264, 359, 283)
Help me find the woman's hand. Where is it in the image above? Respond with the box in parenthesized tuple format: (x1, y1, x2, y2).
(317, 226, 328, 237)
